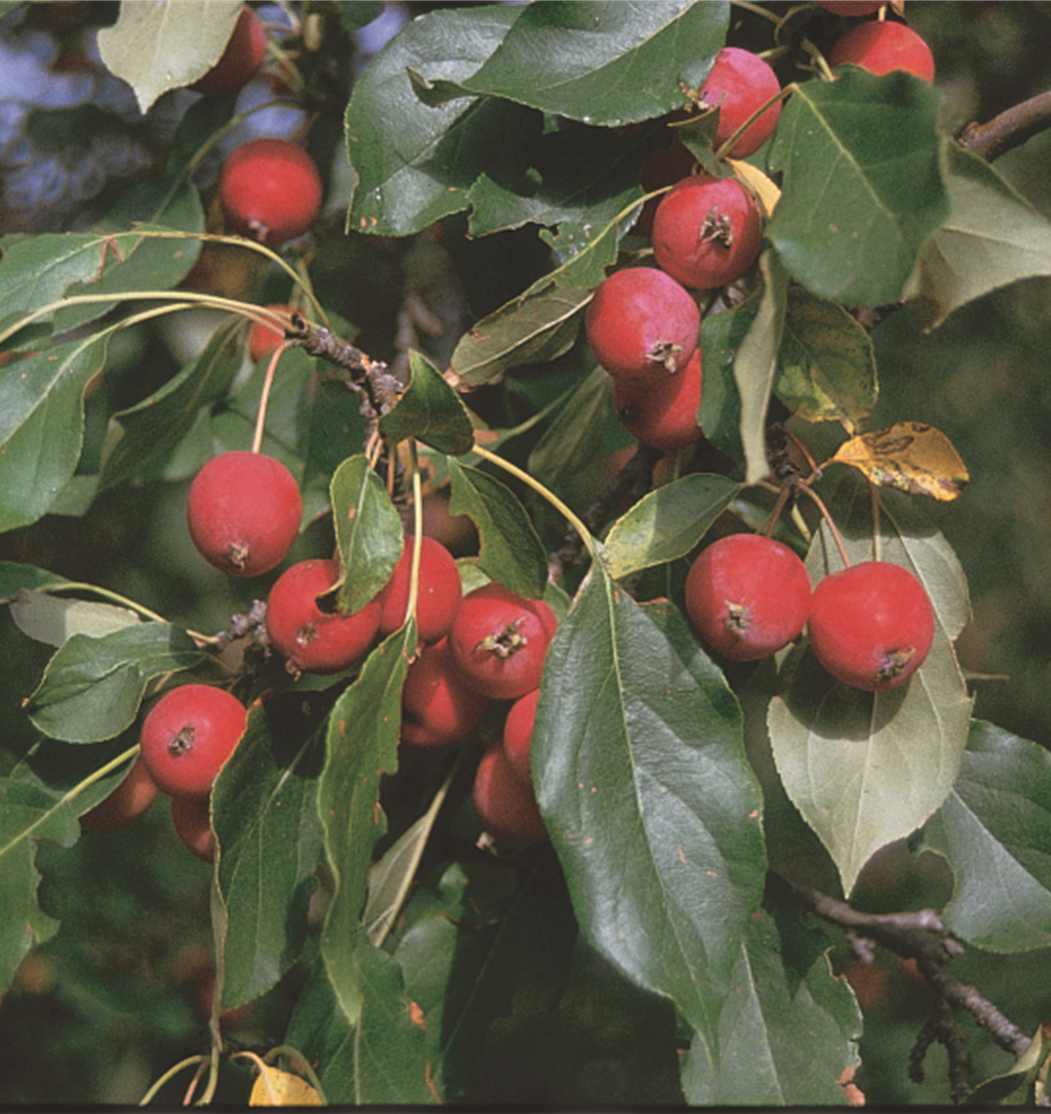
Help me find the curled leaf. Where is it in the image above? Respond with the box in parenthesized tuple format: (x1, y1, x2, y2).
(248, 1064, 322, 1107)
(830, 421, 968, 501)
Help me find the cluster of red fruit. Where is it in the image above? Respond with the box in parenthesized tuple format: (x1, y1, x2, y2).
(684, 532, 935, 692)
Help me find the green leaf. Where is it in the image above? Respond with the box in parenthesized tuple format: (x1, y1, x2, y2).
(698, 297, 757, 466)
(966, 1024, 1048, 1107)
(527, 366, 617, 498)
(425, 1, 729, 128)
(213, 696, 326, 1008)
(97, 0, 242, 113)
(603, 473, 741, 580)
(101, 316, 244, 490)
(344, 6, 534, 237)
(680, 880, 861, 1105)
(904, 139, 1051, 330)
(733, 252, 788, 485)
(533, 573, 767, 1044)
(329, 457, 404, 616)
(0, 562, 71, 604)
(0, 334, 108, 532)
(921, 721, 1051, 954)
(767, 68, 948, 305)
(317, 628, 412, 1025)
(10, 590, 140, 648)
(450, 282, 592, 388)
(392, 856, 577, 1100)
(447, 458, 548, 600)
(52, 179, 205, 334)
(24, 624, 205, 744)
(378, 350, 475, 456)
(284, 950, 433, 1105)
(769, 478, 973, 895)
(775, 286, 877, 433)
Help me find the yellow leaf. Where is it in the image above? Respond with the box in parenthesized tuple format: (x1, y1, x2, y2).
(830, 422, 969, 501)
(727, 157, 781, 218)
(249, 1065, 323, 1107)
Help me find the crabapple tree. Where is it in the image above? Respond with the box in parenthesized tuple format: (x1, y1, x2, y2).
(2, 1, 1051, 1108)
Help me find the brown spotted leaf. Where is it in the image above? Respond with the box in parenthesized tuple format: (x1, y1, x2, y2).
(830, 422, 968, 501)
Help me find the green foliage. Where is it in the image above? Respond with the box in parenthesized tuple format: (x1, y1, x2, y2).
(2, 0, 1051, 1106)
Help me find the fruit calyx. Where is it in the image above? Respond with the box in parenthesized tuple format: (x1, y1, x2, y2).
(647, 340, 684, 372)
(699, 204, 734, 248)
(168, 724, 196, 757)
(476, 618, 527, 659)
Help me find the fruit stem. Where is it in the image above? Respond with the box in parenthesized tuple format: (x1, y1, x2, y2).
(472, 443, 598, 563)
(730, 0, 781, 23)
(800, 40, 836, 83)
(796, 483, 852, 569)
(138, 1054, 210, 1105)
(871, 485, 883, 562)
(251, 343, 288, 454)
(405, 442, 424, 638)
(763, 484, 794, 539)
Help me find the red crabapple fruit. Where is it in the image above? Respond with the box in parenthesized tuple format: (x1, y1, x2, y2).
(652, 174, 763, 290)
(189, 5, 268, 98)
(685, 534, 812, 661)
(140, 685, 247, 800)
(375, 536, 462, 644)
(218, 138, 323, 245)
(585, 267, 700, 378)
(473, 741, 547, 842)
(807, 561, 935, 691)
(266, 557, 381, 675)
(613, 347, 703, 451)
(400, 637, 490, 748)
(449, 583, 558, 700)
(502, 688, 539, 786)
(171, 795, 216, 863)
(698, 47, 782, 157)
(80, 754, 158, 834)
(187, 451, 302, 577)
(829, 21, 935, 84)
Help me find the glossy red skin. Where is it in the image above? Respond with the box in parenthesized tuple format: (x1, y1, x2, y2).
(400, 637, 489, 748)
(171, 795, 215, 864)
(80, 754, 158, 834)
(187, 451, 302, 577)
(266, 557, 381, 675)
(449, 584, 556, 700)
(699, 47, 782, 157)
(140, 685, 247, 800)
(685, 534, 812, 661)
(585, 267, 700, 379)
(653, 175, 762, 291)
(829, 21, 935, 84)
(808, 561, 935, 691)
(613, 347, 703, 450)
(473, 742, 547, 842)
(376, 536, 462, 644)
(816, 1, 885, 14)
(247, 304, 293, 363)
(502, 689, 539, 786)
(219, 139, 323, 244)
(189, 5, 268, 97)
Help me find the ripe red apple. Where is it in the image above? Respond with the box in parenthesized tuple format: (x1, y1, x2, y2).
(247, 304, 294, 363)
(807, 561, 935, 691)
(218, 138, 323, 245)
(613, 347, 703, 451)
(265, 557, 381, 675)
(449, 583, 557, 700)
(502, 689, 539, 786)
(400, 637, 490, 748)
(651, 174, 763, 290)
(187, 451, 302, 577)
(829, 21, 935, 84)
(171, 795, 216, 863)
(80, 753, 158, 834)
(585, 267, 700, 378)
(189, 5, 268, 98)
(698, 47, 782, 157)
(140, 685, 247, 799)
(473, 741, 547, 842)
(375, 536, 462, 645)
(684, 534, 812, 661)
